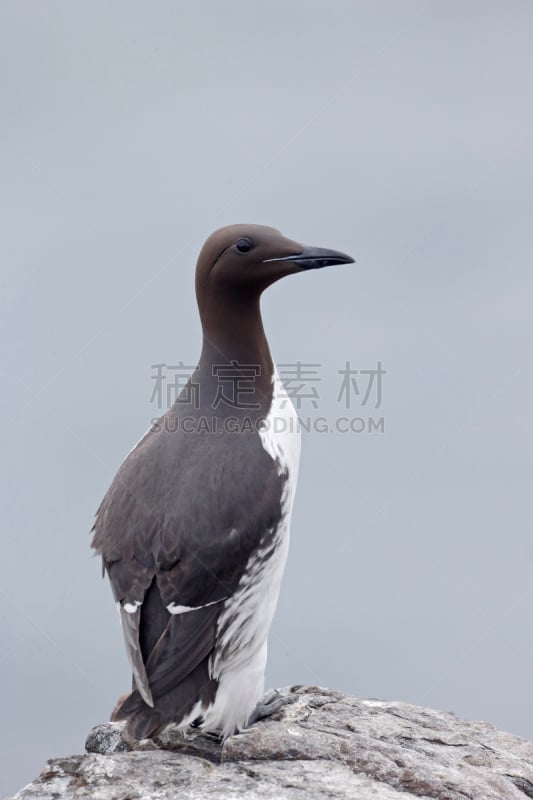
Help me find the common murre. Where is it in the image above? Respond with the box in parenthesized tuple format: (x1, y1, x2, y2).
(91, 224, 354, 739)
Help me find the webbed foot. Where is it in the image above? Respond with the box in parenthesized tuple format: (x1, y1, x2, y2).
(247, 688, 298, 727)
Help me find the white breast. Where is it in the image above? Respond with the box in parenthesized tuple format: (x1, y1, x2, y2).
(258, 368, 301, 486)
(202, 369, 301, 736)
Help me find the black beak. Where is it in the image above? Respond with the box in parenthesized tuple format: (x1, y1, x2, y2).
(263, 245, 355, 270)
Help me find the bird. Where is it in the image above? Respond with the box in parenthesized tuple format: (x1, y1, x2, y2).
(91, 224, 354, 741)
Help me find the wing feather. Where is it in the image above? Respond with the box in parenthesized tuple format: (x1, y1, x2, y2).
(118, 604, 153, 707)
(92, 422, 287, 735)
(144, 602, 221, 698)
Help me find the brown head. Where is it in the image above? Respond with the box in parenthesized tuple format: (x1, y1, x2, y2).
(194, 223, 354, 365)
(195, 223, 353, 306)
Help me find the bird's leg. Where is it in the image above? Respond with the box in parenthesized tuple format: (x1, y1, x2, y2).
(247, 689, 299, 727)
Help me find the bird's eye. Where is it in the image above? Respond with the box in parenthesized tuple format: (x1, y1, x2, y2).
(235, 237, 254, 254)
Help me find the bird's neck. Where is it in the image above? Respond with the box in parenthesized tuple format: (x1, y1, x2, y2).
(197, 294, 275, 413)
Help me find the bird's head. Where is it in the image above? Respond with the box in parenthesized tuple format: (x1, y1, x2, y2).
(195, 224, 354, 304)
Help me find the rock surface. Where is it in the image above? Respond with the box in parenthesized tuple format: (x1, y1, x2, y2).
(11, 686, 533, 799)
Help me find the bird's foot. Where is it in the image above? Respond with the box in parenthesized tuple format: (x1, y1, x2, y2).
(200, 729, 225, 744)
(247, 688, 299, 727)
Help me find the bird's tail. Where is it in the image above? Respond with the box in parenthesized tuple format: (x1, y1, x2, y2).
(111, 659, 218, 740)
(112, 690, 164, 739)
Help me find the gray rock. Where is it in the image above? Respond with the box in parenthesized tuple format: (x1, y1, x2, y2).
(11, 686, 533, 799)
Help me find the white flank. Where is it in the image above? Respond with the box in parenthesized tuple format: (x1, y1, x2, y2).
(257, 369, 301, 479)
(167, 598, 225, 615)
(202, 368, 301, 736)
(123, 600, 141, 613)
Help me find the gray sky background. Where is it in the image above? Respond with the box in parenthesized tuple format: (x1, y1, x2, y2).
(1, 1, 532, 795)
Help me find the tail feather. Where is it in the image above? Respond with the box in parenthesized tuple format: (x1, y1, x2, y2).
(112, 656, 218, 739)
(111, 578, 221, 739)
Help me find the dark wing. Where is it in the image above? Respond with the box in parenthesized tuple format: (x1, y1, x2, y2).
(118, 602, 153, 706)
(92, 420, 286, 732)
